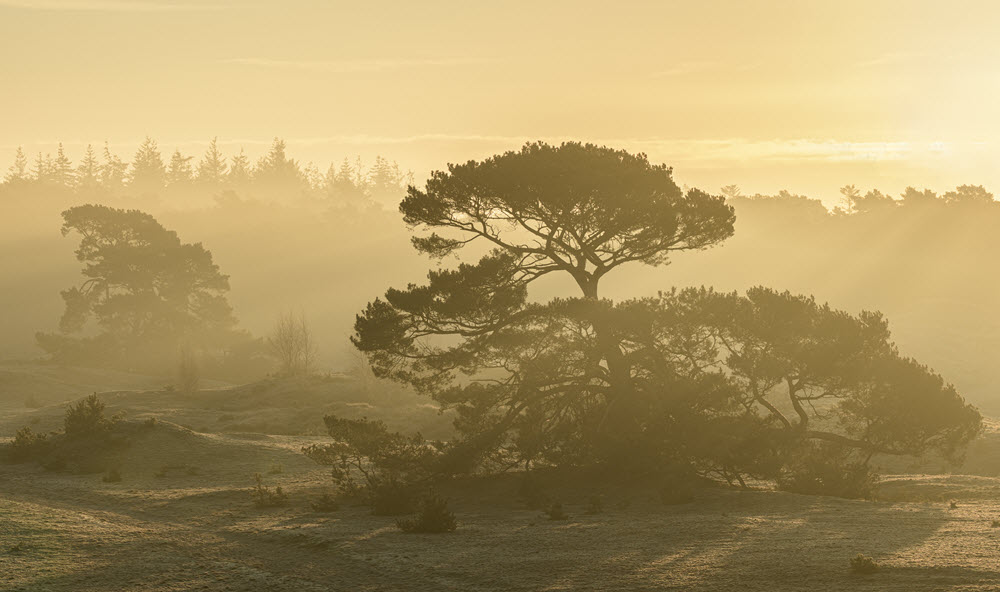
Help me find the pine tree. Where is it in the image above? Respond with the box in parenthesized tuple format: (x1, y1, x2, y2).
(368, 155, 407, 204)
(100, 142, 128, 194)
(76, 144, 101, 192)
(166, 149, 194, 187)
(253, 137, 303, 197)
(302, 162, 322, 192)
(4, 147, 28, 183)
(32, 152, 52, 184)
(228, 148, 251, 189)
(50, 143, 75, 188)
(129, 136, 166, 196)
(325, 157, 369, 205)
(196, 137, 227, 187)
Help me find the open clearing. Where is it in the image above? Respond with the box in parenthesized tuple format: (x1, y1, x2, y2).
(4, 364, 1000, 591)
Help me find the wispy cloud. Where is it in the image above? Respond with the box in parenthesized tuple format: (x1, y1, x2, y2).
(0, 0, 218, 11)
(220, 57, 498, 74)
(856, 51, 927, 68)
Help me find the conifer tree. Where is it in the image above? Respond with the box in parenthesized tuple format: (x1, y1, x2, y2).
(166, 149, 194, 187)
(100, 142, 128, 194)
(76, 145, 101, 193)
(4, 146, 28, 183)
(196, 137, 228, 187)
(129, 136, 166, 196)
(50, 143, 74, 188)
(228, 148, 252, 190)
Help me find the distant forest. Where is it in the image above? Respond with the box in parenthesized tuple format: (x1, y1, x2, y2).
(2, 139, 1000, 416)
(1, 137, 411, 206)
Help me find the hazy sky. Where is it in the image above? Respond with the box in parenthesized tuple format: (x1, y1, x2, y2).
(3, 0, 999, 205)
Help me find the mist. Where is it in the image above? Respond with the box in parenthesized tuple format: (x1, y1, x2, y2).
(5, 2, 1000, 591)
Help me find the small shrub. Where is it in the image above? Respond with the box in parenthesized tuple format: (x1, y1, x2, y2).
(849, 553, 879, 574)
(396, 495, 457, 533)
(544, 502, 569, 521)
(310, 493, 340, 512)
(949, 500, 958, 510)
(991, 519, 1000, 528)
(186, 465, 200, 476)
(8, 543, 24, 554)
(7, 426, 48, 463)
(252, 473, 288, 508)
(371, 479, 416, 516)
(268, 462, 284, 474)
(102, 469, 122, 483)
(64, 394, 118, 438)
(154, 467, 168, 478)
(302, 415, 436, 508)
(584, 495, 604, 515)
(24, 395, 41, 409)
(777, 443, 878, 500)
(143, 417, 158, 428)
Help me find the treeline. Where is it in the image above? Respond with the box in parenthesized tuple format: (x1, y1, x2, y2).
(1, 137, 411, 206)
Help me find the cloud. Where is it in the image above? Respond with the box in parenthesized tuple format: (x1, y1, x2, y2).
(0, 0, 218, 11)
(220, 57, 498, 74)
(856, 51, 927, 68)
(649, 61, 719, 78)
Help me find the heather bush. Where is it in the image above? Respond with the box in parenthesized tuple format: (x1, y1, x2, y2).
(396, 495, 457, 533)
(251, 473, 288, 508)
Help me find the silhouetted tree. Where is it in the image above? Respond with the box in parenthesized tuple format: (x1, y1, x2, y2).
(901, 186, 938, 207)
(267, 311, 317, 375)
(353, 142, 737, 466)
(325, 157, 369, 206)
(943, 184, 994, 206)
(76, 145, 101, 193)
(839, 185, 897, 214)
(129, 137, 166, 196)
(37, 205, 240, 368)
(657, 287, 982, 464)
(32, 152, 52, 184)
(166, 149, 194, 193)
(228, 147, 252, 190)
(253, 138, 304, 197)
(196, 138, 228, 188)
(50, 143, 74, 188)
(368, 155, 409, 204)
(5, 146, 29, 184)
(100, 142, 128, 194)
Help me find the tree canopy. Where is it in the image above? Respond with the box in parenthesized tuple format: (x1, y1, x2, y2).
(37, 204, 243, 369)
(354, 142, 982, 482)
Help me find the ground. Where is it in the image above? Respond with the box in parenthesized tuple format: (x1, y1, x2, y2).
(3, 363, 1000, 591)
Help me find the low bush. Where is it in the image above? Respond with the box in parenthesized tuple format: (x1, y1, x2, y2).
(252, 473, 288, 508)
(7, 427, 48, 463)
(102, 469, 122, 483)
(303, 415, 437, 512)
(4, 394, 129, 473)
(396, 495, 457, 533)
(777, 443, 878, 500)
(849, 553, 879, 574)
(544, 502, 569, 521)
(310, 493, 340, 512)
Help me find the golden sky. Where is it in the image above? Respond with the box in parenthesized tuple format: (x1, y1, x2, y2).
(2, 0, 999, 205)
